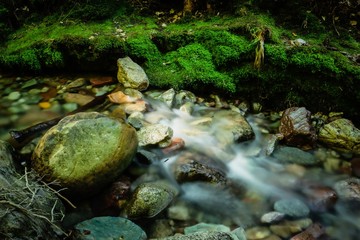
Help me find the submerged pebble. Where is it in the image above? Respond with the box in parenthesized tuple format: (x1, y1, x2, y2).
(274, 198, 310, 218)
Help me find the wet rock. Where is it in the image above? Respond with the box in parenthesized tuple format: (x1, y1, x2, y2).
(284, 164, 307, 177)
(63, 92, 94, 106)
(318, 118, 360, 154)
(302, 185, 337, 212)
(110, 106, 127, 120)
(290, 223, 325, 240)
(89, 76, 114, 87)
(128, 111, 145, 129)
(93, 84, 116, 96)
(137, 124, 173, 147)
(149, 219, 175, 238)
(333, 178, 360, 207)
(167, 201, 191, 221)
(245, 226, 271, 239)
(211, 110, 254, 146)
(117, 57, 149, 91)
(272, 146, 319, 166)
(108, 90, 136, 104)
(210, 94, 224, 108)
(252, 102, 263, 113)
(65, 78, 86, 89)
(21, 78, 38, 89)
(279, 107, 317, 149)
(154, 231, 236, 240)
(179, 101, 195, 114)
(263, 134, 283, 156)
(270, 219, 312, 238)
(124, 88, 144, 100)
(155, 88, 176, 108)
(7, 91, 21, 100)
(120, 100, 148, 114)
(124, 181, 178, 219)
(174, 90, 197, 108)
(162, 137, 185, 156)
(232, 227, 247, 240)
(32, 112, 138, 197)
(185, 223, 230, 235)
(171, 151, 227, 184)
(260, 211, 286, 224)
(74, 216, 147, 240)
(274, 198, 310, 218)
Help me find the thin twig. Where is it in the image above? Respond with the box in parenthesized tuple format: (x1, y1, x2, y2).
(40, 181, 77, 209)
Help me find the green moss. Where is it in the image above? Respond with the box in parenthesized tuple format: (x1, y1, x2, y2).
(40, 46, 64, 68)
(125, 36, 161, 63)
(194, 30, 252, 67)
(147, 43, 235, 93)
(19, 49, 41, 71)
(265, 44, 288, 68)
(290, 51, 340, 74)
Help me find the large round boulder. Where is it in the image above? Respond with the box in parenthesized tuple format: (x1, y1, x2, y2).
(31, 112, 138, 197)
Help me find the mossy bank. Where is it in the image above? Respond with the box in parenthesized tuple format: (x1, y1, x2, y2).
(0, 1, 359, 123)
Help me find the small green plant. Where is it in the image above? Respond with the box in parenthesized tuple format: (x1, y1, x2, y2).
(249, 27, 269, 69)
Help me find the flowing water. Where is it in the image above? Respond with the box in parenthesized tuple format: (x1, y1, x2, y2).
(142, 98, 359, 240)
(1, 76, 359, 239)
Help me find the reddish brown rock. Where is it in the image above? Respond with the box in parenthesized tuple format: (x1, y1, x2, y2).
(303, 185, 337, 212)
(91, 176, 131, 216)
(290, 223, 325, 240)
(279, 107, 317, 149)
(161, 137, 185, 156)
(90, 76, 114, 87)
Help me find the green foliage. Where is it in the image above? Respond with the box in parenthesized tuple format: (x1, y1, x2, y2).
(0, 43, 64, 72)
(125, 36, 161, 63)
(265, 44, 288, 68)
(290, 51, 340, 74)
(194, 30, 252, 67)
(94, 36, 125, 52)
(20, 49, 42, 71)
(147, 43, 235, 93)
(40, 46, 64, 68)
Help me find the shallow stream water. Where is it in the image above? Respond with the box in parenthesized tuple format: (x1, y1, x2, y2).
(142, 98, 359, 240)
(1, 75, 359, 240)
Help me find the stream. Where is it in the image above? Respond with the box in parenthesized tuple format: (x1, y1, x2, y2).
(1, 75, 359, 240)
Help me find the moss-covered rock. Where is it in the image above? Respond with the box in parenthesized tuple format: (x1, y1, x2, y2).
(319, 118, 360, 154)
(32, 112, 138, 198)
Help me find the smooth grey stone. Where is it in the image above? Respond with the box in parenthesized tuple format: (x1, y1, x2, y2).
(274, 198, 310, 218)
(75, 216, 147, 240)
